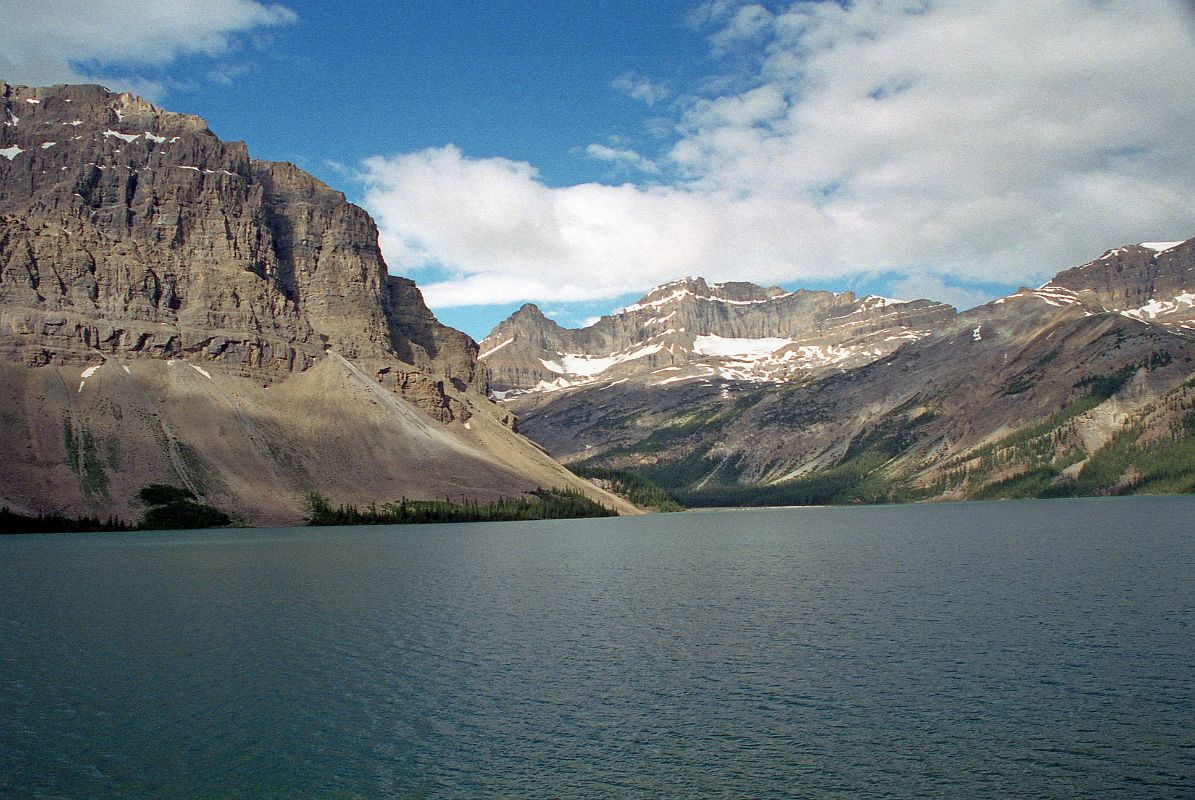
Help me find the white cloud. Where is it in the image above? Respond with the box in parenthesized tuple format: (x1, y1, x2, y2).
(584, 143, 660, 174)
(612, 73, 670, 105)
(0, 0, 295, 96)
(360, 146, 720, 306)
(709, 3, 775, 54)
(888, 274, 998, 312)
(363, 1, 1195, 309)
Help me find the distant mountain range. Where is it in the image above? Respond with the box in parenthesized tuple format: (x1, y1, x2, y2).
(0, 82, 634, 524)
(481, 239, 1195, 505)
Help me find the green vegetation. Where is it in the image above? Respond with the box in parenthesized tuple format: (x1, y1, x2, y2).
(611, 406, 724, 454)
(633, 360, 1195, 507)
(1, 484, 231, 533)
(939, 364, 1149, 494)
(0, 507, 132, 534)
(638, 405, 938, 508)
(305, 488, 616, 526)
(63, 415, 109, 498)
(137, 484, 232, 530)
(568, 466, 684, 511)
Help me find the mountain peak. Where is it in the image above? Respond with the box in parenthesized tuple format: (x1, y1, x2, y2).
(480, 275, 956, 395)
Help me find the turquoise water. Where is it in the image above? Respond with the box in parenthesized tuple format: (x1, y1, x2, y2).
(2, 496, 1193, 798)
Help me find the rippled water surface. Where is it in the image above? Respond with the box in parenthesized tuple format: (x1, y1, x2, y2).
(2, 496, 1194, 798)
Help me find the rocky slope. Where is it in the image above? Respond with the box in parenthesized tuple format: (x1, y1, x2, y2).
(482, 277, 954, 395)
(0, 82, 634, 524)
(487, 238, 1195, 504)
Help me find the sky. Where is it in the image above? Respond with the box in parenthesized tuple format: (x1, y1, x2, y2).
(3, 0, 1195, 340)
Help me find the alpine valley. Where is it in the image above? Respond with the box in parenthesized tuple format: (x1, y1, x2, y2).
(481, 241, 1195, 505)
(0, 83, 636, 525)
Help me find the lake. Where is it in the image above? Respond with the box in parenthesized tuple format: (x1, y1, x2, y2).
(2, 496, 1193, 798)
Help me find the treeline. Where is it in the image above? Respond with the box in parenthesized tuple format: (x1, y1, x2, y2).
(137, 484, 231, 530)
(0, 484, 230, 534)
(305, 488, 616, 526)
(971, 413, 1195, 501)
(0, 506, 133, 534)
(568, 466, 684, 511)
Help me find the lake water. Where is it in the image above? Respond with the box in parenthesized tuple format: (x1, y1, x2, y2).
(2, 496, 1193, 798)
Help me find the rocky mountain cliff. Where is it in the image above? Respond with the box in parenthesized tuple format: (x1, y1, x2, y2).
(488, 238, 1195, 504)
(0, 83, 634, 524)
(482, 277, 954, 395)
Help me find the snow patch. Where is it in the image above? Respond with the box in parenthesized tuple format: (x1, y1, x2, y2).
(63, 120, 83, 126)
(40, 141, 55, 149)
(103, 130, 139, 143)
(1030, 286, 1083, 307)
(972, 326, 983, 341)
(552, 344, 664, 378)
(653, 374, 697, 386)
(0, 145, 23, 160)
(143, 131, 167, 143)
(620, 286, 791, 315)
(1119, 291, 1195, 321)
(692, 335, 794, 358)
(78, 364, 101, 392)
(479, 337, 514, 359)
(191, 364, 212, 380)
(25, 98, 40, 104)
(529, 343, 665, 392)
(860, 295, 904, 308)
(1141, 241, 1184, 253)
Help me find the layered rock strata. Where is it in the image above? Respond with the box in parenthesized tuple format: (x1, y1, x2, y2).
(0, 83, 632, 523)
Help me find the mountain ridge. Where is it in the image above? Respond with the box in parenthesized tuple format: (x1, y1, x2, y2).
(483, 237, 1195, 504)
(481, 276, 955, 396)
(0, 82, 636, 524)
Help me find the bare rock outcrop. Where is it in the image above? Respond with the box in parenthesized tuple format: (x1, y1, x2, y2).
(0, 83, 631, 523)
(0, 82, 484, 413)
(480, 276, 955, 394)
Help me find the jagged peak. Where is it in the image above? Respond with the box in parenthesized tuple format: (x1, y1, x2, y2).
(1091, 238, 1190, 261)
(617, 276, 798, 315)
(1, 82, 211, 137)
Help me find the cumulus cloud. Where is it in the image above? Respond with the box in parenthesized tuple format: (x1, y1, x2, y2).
(584, 143, 660, 174)
(0, 0, 296, 96)
(612, 73, 671, 105)
(888, 273, 999, 312)
(360, 146, 720, 306)
(708, 3, 775, 54)
(363, 1, 1195, 309)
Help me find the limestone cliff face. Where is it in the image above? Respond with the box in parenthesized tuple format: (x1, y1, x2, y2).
(481, 276, 955, 394)
(497, 238, 1195, 505)
(0, 83, 638, 524)
(1045, 240, 1195, 330)
(0, 82, 482, 406)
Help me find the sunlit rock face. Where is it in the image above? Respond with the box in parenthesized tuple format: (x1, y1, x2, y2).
(482, 238, 1195, 504)
(0, 83, 634, 524)
(480, 276, 955, 396)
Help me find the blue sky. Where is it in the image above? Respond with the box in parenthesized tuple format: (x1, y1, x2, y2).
(4, 1, 1195, 340)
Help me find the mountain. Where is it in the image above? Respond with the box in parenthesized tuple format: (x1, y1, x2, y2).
(480, 239, 1195, 504)
(482, 277, 955, 395)
(0, 82, 635, 524)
